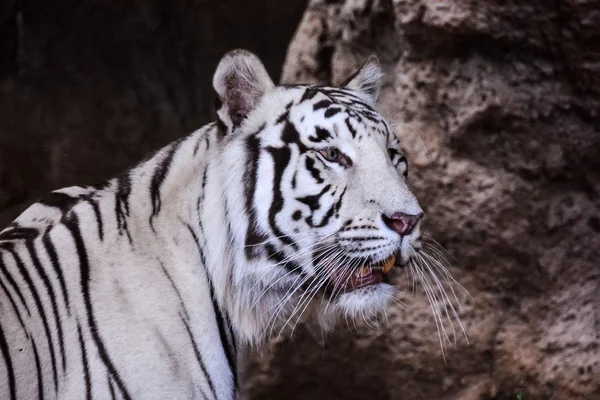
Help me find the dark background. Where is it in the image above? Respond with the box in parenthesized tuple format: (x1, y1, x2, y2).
(2, 1, 599, 398)
(0, 0, 307, 227)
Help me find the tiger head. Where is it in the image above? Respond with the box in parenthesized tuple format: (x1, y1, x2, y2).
(214, 50, 424, 337)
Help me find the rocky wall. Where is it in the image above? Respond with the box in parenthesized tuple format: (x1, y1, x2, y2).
(242, 1, 600, 399)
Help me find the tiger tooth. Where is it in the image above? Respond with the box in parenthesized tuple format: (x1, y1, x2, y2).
(382, 256, 395, 274)
(356, 267, 371, 278)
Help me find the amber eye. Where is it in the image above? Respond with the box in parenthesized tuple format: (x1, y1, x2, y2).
(319, 148, 340, 162)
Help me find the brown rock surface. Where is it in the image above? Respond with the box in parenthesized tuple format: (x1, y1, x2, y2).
(242, 1, 600, 399)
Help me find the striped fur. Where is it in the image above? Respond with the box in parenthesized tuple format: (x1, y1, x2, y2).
(0, 50, 423, 399)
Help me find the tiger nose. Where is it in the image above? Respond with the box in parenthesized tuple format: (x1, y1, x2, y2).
(382, 212, 424, 236)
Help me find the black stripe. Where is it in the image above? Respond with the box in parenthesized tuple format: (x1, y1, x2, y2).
(158, 261, 190, 321)
(339, 224, 379, 232)
(276, 109, 290, 125)
(264, 244, 302, 275)
(115, 174, 133, 244)
(206, 274, 237, 390)
(0, 272, 28, 333)
(266, 146, 297, 249)
(185, 224, 206, 267)
(313, 100, 332, 110)
(308, 127, 332, 143)
(0, 227, 39, 241)
(149, 140, 182, 230)
(324, 107, 342, 118)
(300, 87, 319, 102)
(42, 231, 71, 314)
(0, 323, 16, 400)
(305, 157, 323, 184)
(209, 283, 237, 390)
(341, 236, 385, 242)
(333, 186, 347, 218)
(0, 251, 31, 321)
(244, 135, 267, 259)
(313, 204, 335, 228)
(38, 192, 79, 214)
(281, 121, 308, 153)
(26, 241, 67, 373)
(32, 338, 44, 400)
(184, 224, 237, 390)
(77, 324, 92, 400)
(63, 214, 132, 400)
(84, 198, 104, 241)
(346, 244, 387, 253)
(7, 248, 59, 391)
(297, 184, 331, 211)
(193, 134, 205, 156)
(344, 117, 358, 138)
(108, 376, 117, 400)
(181, 317, 217, 400)
(321, 88, 376, 111)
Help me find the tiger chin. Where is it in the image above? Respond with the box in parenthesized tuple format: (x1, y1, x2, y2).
(0, 49, 424, 399)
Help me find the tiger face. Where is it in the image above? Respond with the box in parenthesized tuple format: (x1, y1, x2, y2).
(215, 50, 423, 329)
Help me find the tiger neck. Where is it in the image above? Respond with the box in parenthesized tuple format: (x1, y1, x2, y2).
(130, 122, 299, 346)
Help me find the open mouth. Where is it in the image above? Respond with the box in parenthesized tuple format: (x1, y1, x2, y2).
(328, 254, 398, 294)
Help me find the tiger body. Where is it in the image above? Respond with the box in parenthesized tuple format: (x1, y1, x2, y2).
(0, 50, 424, 399)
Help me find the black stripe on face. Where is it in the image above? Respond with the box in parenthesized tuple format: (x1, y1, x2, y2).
(276, 109, 290, 125)
(266, 146, 297, 249)
(333, 187, 346, 218)
(313, 100, 332, 110)
(77, 324, 92, 400)
(149, 140, 182, 230)
(0, 227, 39, 241)
(181, 316, 216, 400)
(264, 244, 301, 274)
(31, 338, 44, 400)
(305, 157, 323, 184)
(244, 134, 267, 259)
(0, 323, 16, 400)
(297, 185, 331, 212)
(340, 236, 385, 242)
(26, 241, 66, 373)
(281, 121, 309, 153)
(308, 127, 332, 143)
(300, 88, 319, 102)
(42, 231, 71, 315)
(344, 118, 358, 138)
(63, 214, 132, 400)
(310, 204, 335, 228)
(7, 248, 59, 392)
(324, 107, 342, 118)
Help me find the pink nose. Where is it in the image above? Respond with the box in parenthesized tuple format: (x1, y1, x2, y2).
(382, 212, 424, 236)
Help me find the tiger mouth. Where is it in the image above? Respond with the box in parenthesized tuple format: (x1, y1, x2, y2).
(328, 255, 398, 294)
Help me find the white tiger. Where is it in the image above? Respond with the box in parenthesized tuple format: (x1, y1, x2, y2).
(0, 49, 424, 399)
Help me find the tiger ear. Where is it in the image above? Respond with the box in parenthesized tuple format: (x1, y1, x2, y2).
(343, 56, 382, 106)
(213, 49, 275, 131)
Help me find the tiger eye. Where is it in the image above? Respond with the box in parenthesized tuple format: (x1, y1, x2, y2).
(320, 148, 340, 162)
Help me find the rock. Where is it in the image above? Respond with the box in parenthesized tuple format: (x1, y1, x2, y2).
(245, 0, 600, 399)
